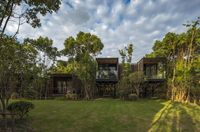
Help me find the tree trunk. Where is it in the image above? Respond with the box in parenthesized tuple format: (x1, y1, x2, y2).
(0, 0, 12, 28)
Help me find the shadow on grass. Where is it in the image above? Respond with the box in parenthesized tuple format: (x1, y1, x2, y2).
(148, 101, 200, 132)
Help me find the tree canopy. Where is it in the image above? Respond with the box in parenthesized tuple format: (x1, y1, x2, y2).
(146, 17, 200, 103)
(0, 0, 61, 38)
(60, 31, 104, 99)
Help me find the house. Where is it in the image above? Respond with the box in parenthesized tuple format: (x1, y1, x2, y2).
(96, 58, 119, 97)
(136, 57, 167, 98)
(48, 73, 82, 97)
(48, 57, 167, 98)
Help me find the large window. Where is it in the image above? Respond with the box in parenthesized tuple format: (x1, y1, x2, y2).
(144, 62, 166, 79)
(145, 64, 157, 78)
(96, 64, 118, 80)
(56, 80, 73, 94)
(57, 81, 65, 94)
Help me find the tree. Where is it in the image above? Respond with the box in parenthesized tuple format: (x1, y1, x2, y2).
(0, 35, 39, 121)
(25, 36, 60, 99)
(119, 44, 133, 77)
(129, 71, 144, 98)
(52, 60, 70, 73)
(0, 0, 61, 38)
(62, 31, 104, 99)
(15, 41, 38, 98)
(0, 36, 19, 118)
(146, 17, 200, 103)
(118, 44, 134, 99)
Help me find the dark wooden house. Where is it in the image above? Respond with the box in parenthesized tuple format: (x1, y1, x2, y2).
(137, 57, 167, 98)
(48, 73, 81, 97)
(96, 58, 119, 97)
(48, 57, 167, 98)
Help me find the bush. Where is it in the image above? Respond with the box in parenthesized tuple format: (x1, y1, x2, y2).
(119, 91, 129, 100)
(24, 88, 38, 99)
(11, 92, 19, 99)
(7, 101, 34, 119)
(128, 94, 138, 101)
(65, 93, 78, 100)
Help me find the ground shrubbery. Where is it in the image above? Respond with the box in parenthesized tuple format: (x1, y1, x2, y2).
(11, 92, 19, 99)
(128, 93, 138, 101)
(118, 72, 144, 100)
(65, 93, 78, 100)
(7, 101, 34, 119)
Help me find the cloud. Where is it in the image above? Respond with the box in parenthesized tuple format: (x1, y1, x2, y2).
(6, 0, 200, 62)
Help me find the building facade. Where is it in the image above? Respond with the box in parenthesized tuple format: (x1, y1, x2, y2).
(49, 57, 167, 98)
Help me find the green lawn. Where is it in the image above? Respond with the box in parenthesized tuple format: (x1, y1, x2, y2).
(25, 99, 200, 132)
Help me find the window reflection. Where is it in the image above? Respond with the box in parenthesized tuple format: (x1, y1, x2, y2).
(144, 62, 166, 79)
(96, 65, 118, 80)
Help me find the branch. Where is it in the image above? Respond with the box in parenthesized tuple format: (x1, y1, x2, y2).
(12, 16, 21, 38)
(0, 1, 14, 38)
(0, 0, 12, 28)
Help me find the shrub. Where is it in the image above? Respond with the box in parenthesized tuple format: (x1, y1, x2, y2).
(65, 93, 78, 100)
(128, 94, 138, 101)
(7, 101, 34, 119)
(119, 90, 129, 100)
(24, 88, 38, 99)
(11, 92, 19, 99)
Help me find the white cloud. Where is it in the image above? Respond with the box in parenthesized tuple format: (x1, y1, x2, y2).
(6, 0, 200, 63)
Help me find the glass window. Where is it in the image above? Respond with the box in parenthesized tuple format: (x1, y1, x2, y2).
(96, 65, 117, 80)
(145, 62, 166, 79)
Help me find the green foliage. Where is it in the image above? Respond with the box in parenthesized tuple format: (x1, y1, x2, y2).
(129, 71, 144, 97)
(25, 36, 60, 99)
(128, 93, 138, 101)
(118, 44, 135, 99)
(118, 71, 144, 99)
(63, 31, 103, 57)
(23, 87, 39, 99)
(61, 31, 104, 99)
(7, 101, 34, 119)
(118, 76, 130, 99)
(119, 44, 134, 77)
(147, 17, 200, 103)
(0, 35, 38, 113)
(0, 35, 60, 116)
(65, 93, 78, 100)
(11, 92, 19, 99)
(0, 0, 61, 37)
(52, 60, 70, 73)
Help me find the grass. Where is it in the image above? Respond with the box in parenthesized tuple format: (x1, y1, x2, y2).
(27, 99, 200, 132)
(1, 99, 200, 132)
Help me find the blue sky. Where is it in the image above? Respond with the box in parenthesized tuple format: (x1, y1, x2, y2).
(7, 0, 200, 62)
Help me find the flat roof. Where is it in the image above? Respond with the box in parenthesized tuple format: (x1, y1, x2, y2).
(96, 58, 118, 64)
(137, 57, 166, 64)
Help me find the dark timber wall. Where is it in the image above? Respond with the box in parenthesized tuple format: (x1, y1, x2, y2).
(49, 57, 167, 98)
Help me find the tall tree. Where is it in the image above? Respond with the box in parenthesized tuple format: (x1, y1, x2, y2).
(0, 35, 39, 119)
(0, 0, 61, 38)
(63, 31, 104, 99)
(147, 17, 200, 103)
(25, 36, 59, 99)
(119, 44, 134, 77)
(118, 44, 134, 99)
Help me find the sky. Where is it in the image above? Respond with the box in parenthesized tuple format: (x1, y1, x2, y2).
(6, 0, 200, 62)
